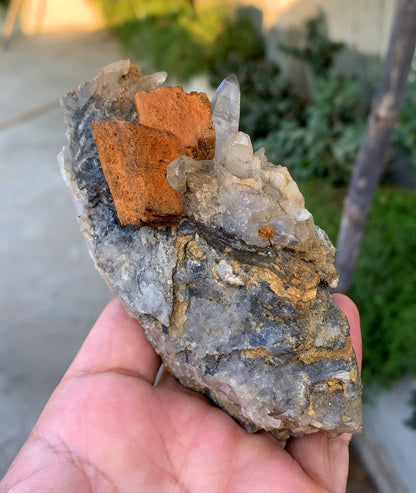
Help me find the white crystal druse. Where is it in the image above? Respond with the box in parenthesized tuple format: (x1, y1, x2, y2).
(167, 75, 315, 251)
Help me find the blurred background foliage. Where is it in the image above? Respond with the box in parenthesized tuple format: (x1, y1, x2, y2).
(90, 2, 416, 393)
(90, 0, 264, 81)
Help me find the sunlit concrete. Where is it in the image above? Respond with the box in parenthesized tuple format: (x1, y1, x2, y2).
(0, 30, 121, 476)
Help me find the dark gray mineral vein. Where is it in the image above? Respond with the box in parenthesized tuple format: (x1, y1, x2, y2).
(59, 60, 362, 439)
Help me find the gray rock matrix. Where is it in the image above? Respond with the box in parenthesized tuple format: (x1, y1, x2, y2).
(59, 60, 362, 439)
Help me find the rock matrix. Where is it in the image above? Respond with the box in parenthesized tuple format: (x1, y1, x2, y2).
(59, 60, 362, 439)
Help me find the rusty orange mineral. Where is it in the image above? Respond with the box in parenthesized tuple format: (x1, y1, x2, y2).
(258, 226, 275, 241)
(135, 86, 215, 160)
(91, 86, 215, 226)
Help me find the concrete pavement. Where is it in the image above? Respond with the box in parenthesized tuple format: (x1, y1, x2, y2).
(0, 30, 122, 476)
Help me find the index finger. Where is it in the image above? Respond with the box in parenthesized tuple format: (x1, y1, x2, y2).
(332, 293, 362, 370)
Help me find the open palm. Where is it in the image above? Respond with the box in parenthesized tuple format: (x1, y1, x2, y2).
(1, 295, 361, 493)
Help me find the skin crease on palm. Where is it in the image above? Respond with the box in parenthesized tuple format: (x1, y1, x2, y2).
(0, 293, 361, 493)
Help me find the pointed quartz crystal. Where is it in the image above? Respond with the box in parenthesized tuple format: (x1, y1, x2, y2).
(211, 75, 240, 164)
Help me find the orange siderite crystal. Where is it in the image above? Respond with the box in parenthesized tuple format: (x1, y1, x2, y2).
(91, 86, 215, 226)
(135, 86, 215, 161)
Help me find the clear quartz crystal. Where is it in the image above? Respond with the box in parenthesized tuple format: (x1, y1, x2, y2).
(224, 132, 261, 180)
(166, 75, 316, 250)
(211, 75, 240, 164)
(102, 59, 132, 74)
(102, 60, 168, 87)
(167, 157, 214, 193)
(216, 130, 315, 248)
(166, 156, 187, 193)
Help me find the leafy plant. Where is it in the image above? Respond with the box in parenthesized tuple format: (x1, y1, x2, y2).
(349, 188, 416, 384)
(210, 11, 369, 185)
(300, 180, 344, 242)
(209, 10, 264, 71)
(91, 0, 262, 82)
(279, 11, 344, 76)
(111, 11, 208, 81)
(105, 1, 221, 81)
(256, 76, 366, 184)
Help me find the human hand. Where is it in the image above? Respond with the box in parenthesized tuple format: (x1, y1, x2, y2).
(0, 293, 361, 493)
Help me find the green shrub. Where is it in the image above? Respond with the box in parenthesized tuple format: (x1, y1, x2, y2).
(111, 12, 208, 81)
(92, 0, 262, 82)
(277, 11, 416, 183)
(349, 188, 416, 384)
(257, 76, 366, 184)
(210, 11, 368, 185)
(279, 12, 344, 76)
(300, 180, 344, 242)
(104, 1, 220, 81)
(209, 11, 264, 69)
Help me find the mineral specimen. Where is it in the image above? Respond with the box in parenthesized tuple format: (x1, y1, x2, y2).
(59, 60, 362, 439)
(91, 118, 184, 226)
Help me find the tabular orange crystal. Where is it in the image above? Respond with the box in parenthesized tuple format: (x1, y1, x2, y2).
(91, 86, 215, 227)
(135, 86, 215, 160)
(91, 118, 184, 226)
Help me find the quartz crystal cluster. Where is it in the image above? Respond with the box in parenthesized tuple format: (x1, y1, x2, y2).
(59, 60, 362, 439)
